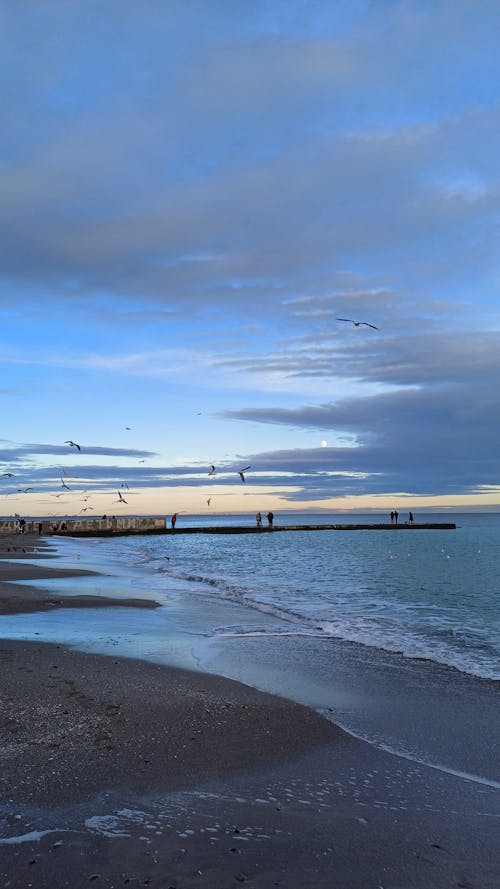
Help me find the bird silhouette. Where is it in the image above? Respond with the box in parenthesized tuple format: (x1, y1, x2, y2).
(60, 478, 71, 490)
(209, 465, 217, 476)
(207, 498, 212, 506)
(17, 488, 33, 493)
(337, 318, 379, 330)
(65, 440, 81, 450)
(1, 473, 14, 477)
(116, 491, 128, 503)
(238, 466, 251, 483)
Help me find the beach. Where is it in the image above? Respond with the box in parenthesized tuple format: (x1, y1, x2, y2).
(1, 533, 499, 888)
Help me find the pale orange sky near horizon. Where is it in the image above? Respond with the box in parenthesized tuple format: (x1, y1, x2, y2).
(12, 485, 500, 520)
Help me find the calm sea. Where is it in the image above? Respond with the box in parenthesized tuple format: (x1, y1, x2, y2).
(102, 511, 500, 682)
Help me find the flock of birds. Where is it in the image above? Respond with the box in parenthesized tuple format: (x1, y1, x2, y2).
(4, 318, 379, 517)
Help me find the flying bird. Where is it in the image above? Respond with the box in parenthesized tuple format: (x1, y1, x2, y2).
(60, 478, 71, 490)
(17, 488, 33, 493)
(125, 427, 131, 430)
(65, 440, 81, 450)
(209, 465, 217, 476)
(116, 491, 128, 503)
(238, 466, 251, 483)
(1, 473, 14, 477)
(121, 482, 129, 489)
(207, 498, 212, 506)
(80, 507, 93, 512)
(337, 318, 379, 330)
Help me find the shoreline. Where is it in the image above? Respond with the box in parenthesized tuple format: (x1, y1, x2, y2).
(1, 534, 499, 887)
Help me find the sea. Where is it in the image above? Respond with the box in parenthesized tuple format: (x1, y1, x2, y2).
(2, 512, 499, 787)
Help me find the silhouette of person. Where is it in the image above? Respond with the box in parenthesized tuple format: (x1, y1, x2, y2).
(267, 511, 274, 527)
(390, 511, 395, 523)
(394, 510, 399, 524)
(256, 512, 262, 527)
(408, 511, 414, 525)
(171, 513, 177, 529)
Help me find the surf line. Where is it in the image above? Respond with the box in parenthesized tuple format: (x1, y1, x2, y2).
(325, 715, 500, 791)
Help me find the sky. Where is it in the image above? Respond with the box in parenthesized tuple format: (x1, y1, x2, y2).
(1, 0, 500, 519)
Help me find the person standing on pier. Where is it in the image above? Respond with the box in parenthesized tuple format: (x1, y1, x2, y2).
(267, 511, 274, 527)
(408, 512, 414, 525)
(256, 512, 262, 527)
(394, 510, 399, 524)
(390, 511, 395, 523)
(171, 513, 177, 530)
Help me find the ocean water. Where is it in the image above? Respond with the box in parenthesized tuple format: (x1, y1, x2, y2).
(1, 512, 499, 785)
(88, 511, 499, 681)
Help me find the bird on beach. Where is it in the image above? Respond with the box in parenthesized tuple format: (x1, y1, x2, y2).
(337, 318, 379, 330)
(238, 466, 251, 483)
(209, 465, 216, 476)
(65, 440, 81, 450)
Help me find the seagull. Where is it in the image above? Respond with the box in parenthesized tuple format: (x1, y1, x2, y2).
(138, 459, 146, 464)
(1, 473, 14, 477)
(116, 491, 128, 503)
(238, 466, 251, 483)
(337, 318, 379, 330)
(209, 465, 217, 476)
(60, 478, 71, 490)
(80, 507, 93, 512)
(207, 498, 212, 506)
(125, 427, 131, 430)
(17, 488, 33, 493)
(65, 440, 81, 450)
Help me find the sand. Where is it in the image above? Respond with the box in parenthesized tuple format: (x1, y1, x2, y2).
(0, 532, 499, 888)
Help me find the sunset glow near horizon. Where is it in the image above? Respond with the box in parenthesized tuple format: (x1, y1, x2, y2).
(1, 1, 500, 519)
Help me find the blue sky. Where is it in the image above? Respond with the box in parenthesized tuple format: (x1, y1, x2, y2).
(1, 0, 500, 518)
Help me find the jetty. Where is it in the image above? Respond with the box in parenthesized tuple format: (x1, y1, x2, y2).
(10, 517, 458, 538)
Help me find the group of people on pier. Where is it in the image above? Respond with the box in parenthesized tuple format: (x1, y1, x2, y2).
(256, 511, 274, 527)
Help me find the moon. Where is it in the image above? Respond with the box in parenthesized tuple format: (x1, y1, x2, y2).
(320, 439, 328, 447)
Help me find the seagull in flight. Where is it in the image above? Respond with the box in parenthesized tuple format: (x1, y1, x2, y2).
(337, 318, 379, 330)
(116, 491, 128, 503)
(207, 498, 212, 506)
(1, 473, 14, 477)
(65, 440, 81, 450)
(60, 477, 71, 490)
(238, 466, 251, 483)
(17, 488, 33, 493)
(209, 465, 217, 476)
(80, 507, 93, 513)
(121, 482, 129, 489)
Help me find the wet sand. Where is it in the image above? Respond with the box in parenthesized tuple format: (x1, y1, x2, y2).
(0, 534, 159, 614)
(0, 533, 499, 887)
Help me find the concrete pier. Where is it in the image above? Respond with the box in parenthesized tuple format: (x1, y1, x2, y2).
(46, 519, 456, 538)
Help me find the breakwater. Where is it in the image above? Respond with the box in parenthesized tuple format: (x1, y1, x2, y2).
(48, 519, 456, 537)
